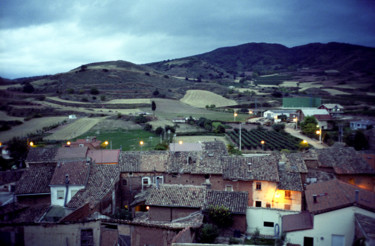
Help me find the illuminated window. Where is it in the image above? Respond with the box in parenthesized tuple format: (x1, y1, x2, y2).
(285, 190, 291, 199)
(266, 203, 271, 208)
(225, 185, 233, 192)
(57, 190, 64, 200)
(284, 204, 291, 210)
(256, 182, 262, 190)
(255, 201, 262, 207)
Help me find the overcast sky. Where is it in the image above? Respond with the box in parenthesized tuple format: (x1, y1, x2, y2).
(1, 0, 375, 79)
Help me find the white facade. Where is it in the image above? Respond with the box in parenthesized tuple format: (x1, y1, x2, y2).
(50, 185, 85, 207)
(285, 207, 375, 246)
(252, 181, 302, 211)
(247, 207, 297, 236)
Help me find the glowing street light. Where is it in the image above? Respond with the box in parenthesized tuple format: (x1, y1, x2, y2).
(104, 140, 109, 146)
(260, 140, 265, 150)
(316, 126, 322, 143)
(29, 141, 34, 147)
(140, 140, 144, 151)
(234, 112, 238, 121)
(249, 110, 253, 115)
(66, 141, 71, 146)
(293, 117, 298, 129)
(178, 140, 183, 145)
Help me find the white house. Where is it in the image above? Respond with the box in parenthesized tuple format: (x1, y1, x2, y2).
(263, 109, 297, 122)
(49, 160, 90, 207)
(282, 180, 375, 246)
(350, 119, 374, 131)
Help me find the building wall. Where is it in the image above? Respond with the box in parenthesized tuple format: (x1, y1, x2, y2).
(149, 207, 200, 222)
(272, 190, 302, 211)
(252, 180, 277, 208)
(232, 214, 247, 233)
(337, 175, 375, 192)
(24, 221, 101, 246)
(247, 207, 297, 236)
(285, 207, 375, 246)
(246, 207, 298, 236)
(50, 185, 85, 206)
(171, 227, 195, 244)
(132, 225, 179, 246)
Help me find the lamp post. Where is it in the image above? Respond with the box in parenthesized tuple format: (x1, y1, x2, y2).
(293, 117, 298, 130)
(239, 123, 242, 151)
(316, 125, 322, 143)
(140, 140, 144, 151)
(261, 140, 265, 150)
(234, 112, 238, 122)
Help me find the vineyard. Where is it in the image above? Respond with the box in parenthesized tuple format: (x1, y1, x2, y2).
(254, 75, 292, 86)
(227, 128, 302, 151)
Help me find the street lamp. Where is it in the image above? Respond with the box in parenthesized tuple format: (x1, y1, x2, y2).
(249, 110, 253, 115)
(260, 140, 265, 150)
(293, 117, 298, 129)
(178, 140, 183, 145)
(140, 140, 144, 151)
(66, 141, 71, 146)
(316, 126, 322, 143)
(234, 112, 238, 122)
(29, 141, 34, 147)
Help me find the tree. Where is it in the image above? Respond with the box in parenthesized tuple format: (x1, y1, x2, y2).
(134, 115, 148, 124)
(300, 116, 318, 138)
(153, 89, 159, 96)
(155, 127, 164, 135)
(22, 83, 34, 93)
(198, 224, 218, 244)
(90, 87, 99, 95)
(272, 123, 285, 132)
(151, 101, 156, 116)
(206, 205, 233, 228)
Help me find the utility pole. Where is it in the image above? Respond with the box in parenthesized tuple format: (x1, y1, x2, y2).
(239, 123, 242, 151)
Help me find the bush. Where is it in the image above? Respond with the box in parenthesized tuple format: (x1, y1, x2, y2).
(112, 208, 132, 220)
(22, 83, 34, 93)
(155, 127, 164, 135)
(90, 87, 99, 95)
(272, 123, 285, 132)
(153, 89, 159, 96)
(154, 142, 169, 150)
(198, 224, 218, 244)
(206, 205, 233, 228)
(134, 115, 149, 124)
(144, 123, 152, 132)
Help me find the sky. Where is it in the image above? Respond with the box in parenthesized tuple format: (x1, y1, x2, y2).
(1, 0, 375, 79)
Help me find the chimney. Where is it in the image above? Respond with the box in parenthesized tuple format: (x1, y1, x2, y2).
(313, 194, 317, 203)
(156, 177, 160, 189)
(355, 190, 359, 203)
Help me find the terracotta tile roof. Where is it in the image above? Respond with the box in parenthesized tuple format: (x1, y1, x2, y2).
(119, 151, 168, 172)
(50, 160, 90, 186)
(282, 153, 308, 173)
(0, 203, 50, 224)
(87, 149, 120, 164)
(305, 179, 375, 214)
(314, 114, 333, 121)
(355, 213, 375, 241)
(201, 141, 228, 156)
(25, 147, 58, 164)
(278, 170, 303, 191)
(54, 147, 88, 161)
(0, 169, 24, 185)
(15, 163, 56, 195)
(205, 190, 248, 214)
(167, 151, 199, 174)
(146, 184, 206, 208)
(222, 155, 279, 182)
(315, 147, 375, 174)
(67, 163, 119, 209)
(282, 212, 314, 232)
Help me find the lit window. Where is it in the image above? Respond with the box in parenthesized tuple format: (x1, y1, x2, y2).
(256, 182, 262, 190)
(285, 190, 291, 199)
(284, 204, 291, 210)
(255, 201, 262, 207)
(266, 203, 271, 208)
(225, 185, 233, 192)
(57, 190, 65, 200)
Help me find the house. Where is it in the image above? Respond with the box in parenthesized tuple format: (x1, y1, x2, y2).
(64, 136, 102, 150)
(87, 149, 120, 164)
(297, 108, 329, 122)
(263, 109, 298, 122)
(205, 190, 248, 233)
(354, 213, 375, 245)
(24, 147, 58, 167)
(350, 119, 375, 131)
(314, 114, 333, 130)
(318, 104, 344, 117)
(169, 142, 203, 152)
(283, 180, 375, 246)
(49, 159, 91, 207)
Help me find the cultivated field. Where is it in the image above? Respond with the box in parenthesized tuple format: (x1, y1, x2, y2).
(106, 99, 151, 104)
(322, 88, 351, 96)
(0, 111, 24, 121)
(180, 90, 237, 108)
(0, 116, 66, 141)
(174, 136, 229, 145)
(44, 117, 104, 141)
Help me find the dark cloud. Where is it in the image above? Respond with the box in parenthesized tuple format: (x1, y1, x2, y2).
(1, 0, 375, 78)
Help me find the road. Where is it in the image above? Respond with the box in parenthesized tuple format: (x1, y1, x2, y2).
(285, 127, 327, 149)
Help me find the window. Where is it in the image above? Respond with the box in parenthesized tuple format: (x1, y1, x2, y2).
(154, 176, 164, 184)
(225, 185, 233, 192)
(256, 182, 262, 190)
(255, 201, 262, 207)
(266, 203, 271, 208)
(79, 144, 84, 147)
(57, 190, 64, 200)
(122, 179, 127, 186)
(81, 229, 94, 246)
(71, 189, 78, 198)
(142, 177, 151, 186)
(264, 221, 274, 227)
(284, 204, 291, 210)
(303, 237, 314, 246)
(285, 190, 291, 199)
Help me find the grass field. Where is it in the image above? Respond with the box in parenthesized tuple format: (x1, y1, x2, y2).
(180, 90, 237, 108)
(0, 116, 67, 142)
(175, 135, 229, 145)
(76, 129, 160, 151)
(322, 88, 351, 96)
(44, 117, 105, 141)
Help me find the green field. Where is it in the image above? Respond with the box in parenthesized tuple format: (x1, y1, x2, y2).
(76, 129, 160, 151)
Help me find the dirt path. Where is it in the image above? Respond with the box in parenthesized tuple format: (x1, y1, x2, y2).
(284, 127, 327, 149)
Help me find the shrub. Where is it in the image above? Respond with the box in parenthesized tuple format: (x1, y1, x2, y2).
(153, 89, 159, 96)
(154, 142, 168, 150)
(144, 123, 152, 132)
(112, 208, 132, 220)
(155, 127, 164, 135)
(90, 87, 99, 95)
(22, 83, 34, 93)
(198, 224, 218, 244)
(134, 115, 149, 124)
(272, 123, 285, 132)
(206, 205, 233, 228)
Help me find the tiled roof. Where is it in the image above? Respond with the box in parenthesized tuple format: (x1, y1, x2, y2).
(54, 147, 88, 161)
(146, 184, 206, 208)
(15, 163, 56, 195)
(222, 155, 279, 182)
(0, 203, 50, 224)
(119, 151, 168, 172)
(282, 212, 313, 232)
(355, 213, 375, 241)
(191, 155, 224, 175)
(87, 149, 120, 164)
(305, 179, 375, 214)
(67, 163, 119, 209)
(201, 141, 228, 156)
(205, 190, 248, 214)
(315, 147, 375, 174)
(282, 153, 308, 173)
(321, 104, 343, 109)
(167, 151, 199, 174)
(0, 169, 24, 185)
(25, 147, 58, 163)
(50, 160, 90, 186)
(278, 170, 303, 191)
(301, 109, 329, 116)
(314, 114, 333, 121)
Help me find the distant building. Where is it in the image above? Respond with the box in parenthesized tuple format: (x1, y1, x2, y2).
(318, 103, 344, 117)
(350, 119, 375, 131)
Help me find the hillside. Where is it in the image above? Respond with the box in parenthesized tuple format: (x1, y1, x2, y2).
(147, 42, 375, 79)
